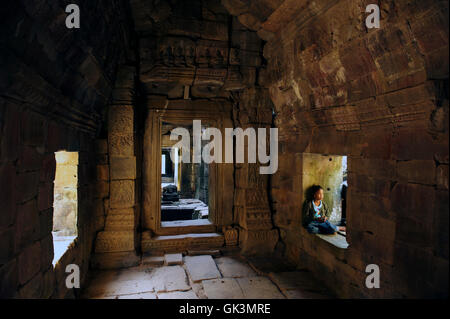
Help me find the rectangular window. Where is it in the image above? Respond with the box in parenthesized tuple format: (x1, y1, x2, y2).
(303, 153, 347, 232)
(52, 151, 78, 266)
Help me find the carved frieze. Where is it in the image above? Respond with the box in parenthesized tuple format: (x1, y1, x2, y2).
(141, 37, 245, 87)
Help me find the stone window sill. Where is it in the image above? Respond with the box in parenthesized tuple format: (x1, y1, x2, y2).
(315, 233, 349, 249)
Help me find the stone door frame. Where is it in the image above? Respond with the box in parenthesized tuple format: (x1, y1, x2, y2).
(142, 98, 234, 236)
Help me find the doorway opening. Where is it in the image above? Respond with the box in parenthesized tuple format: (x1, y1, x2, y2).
(160, 121, 211, 228)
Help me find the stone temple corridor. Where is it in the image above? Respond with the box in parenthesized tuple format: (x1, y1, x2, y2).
(82, 254, 333, 299)
(0, 0, 448, 300)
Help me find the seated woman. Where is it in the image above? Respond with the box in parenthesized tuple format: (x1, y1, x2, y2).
(303, 185, 346, 235)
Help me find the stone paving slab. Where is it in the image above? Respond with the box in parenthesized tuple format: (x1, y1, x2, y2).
(165, 253, 183, 265)
(236, 277, 285, 299)
(202, 278, 244, 299)
(142, 255, 165, 266)
(247, 257, 297, 275)
(115, 266, 153, 282)
(269, 271, 330, 295)
(150, 265, 190, 292)
(284, 289, 331, 299)
(215, 257, 257, 278)
(85, 278, 155, 298)
(184, 255, 221, 282)
(157, 290, 199, 299)
(117, 292, 157, 299)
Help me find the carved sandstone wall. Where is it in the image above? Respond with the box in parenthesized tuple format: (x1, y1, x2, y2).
(0, 0, 132, 298)
(221, 0, 449, 298)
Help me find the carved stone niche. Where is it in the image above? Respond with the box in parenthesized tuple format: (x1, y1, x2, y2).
(142, 97, 235, 238)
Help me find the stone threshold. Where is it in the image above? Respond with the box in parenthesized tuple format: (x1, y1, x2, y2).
(142, 231, 225, 255)
(159, 219, 216, 235)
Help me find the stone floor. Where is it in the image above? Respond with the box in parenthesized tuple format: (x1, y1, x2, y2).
(81, 254, 333, 299)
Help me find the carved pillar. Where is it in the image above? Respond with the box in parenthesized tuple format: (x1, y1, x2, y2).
(233, 88, 279, 255)
(92, 66, 139, 268)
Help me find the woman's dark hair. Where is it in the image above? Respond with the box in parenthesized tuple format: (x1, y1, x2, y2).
(305, 185, 323, 201)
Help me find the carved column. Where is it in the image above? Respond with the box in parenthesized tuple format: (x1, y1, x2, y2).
(233, 88, 279, 255)
(92, 66, 139, 268)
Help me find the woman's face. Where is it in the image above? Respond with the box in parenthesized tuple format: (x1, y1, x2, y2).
(314, 189, 324, 201)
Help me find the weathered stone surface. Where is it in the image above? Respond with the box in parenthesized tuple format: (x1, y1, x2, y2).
(215, 257, 256, 278)
(91, 252, 141, 270)
(142, 255, 165, 266)
(110, 180, 135, 209)
(105, 210, 135, 231)
(18, 242, 41, 285)
(164, 253, 183, 265)
(108, 106, 134, 134)
(109, 134, 134, 156)
(149, 266, 190, 292)
(118, 292, 157, 299)
(110, 156, 136, 180)
(157, 290, 198, 299)
(202, 278, 244, 299)
(184, 255, 221, 282)
(268, 271, 330, 296)
(236, 276, 285, 299)
(95, 231, 135, 253)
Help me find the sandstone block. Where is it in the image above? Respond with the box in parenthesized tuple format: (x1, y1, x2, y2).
(436, 165, 449, 190)
(38, 209, 53, 241)
(95, 181, 109, 199)
(16, 171, 40, 203)
(17, 273, 43, 298)
(17, 146, 43, 172)
(15, 199, 39, 249)
(40, 153, 56, 182)
(110, 156, 136, 180)
(108, 105, 133, 134)
(21, 111, 45, 147)
(95, 231, 135, 253)
(0, 163, 17, 228)
(97, 165, 109, 181)
(0, 258, 18, 298)
(110, 180, 135, 208)
(157, 290, 198, 299)
(184, 255, 221, 282)
(18, 242, 41, 285)
(108, 133, 134, 156)
(95, 139, 108, 154)
(164, 253, 183, 265)
(0, 106, 20, 162)
(397, 160, 436, 185)
(142, 255, 164, 266)
(40, 234, 54, 271)
(0, 227, 15, 264)
(150, 266, 191, 293)
(237, 276, 285, 299)
(38, 182, 53, 211)
(41, 268, 56, 298)
(91, 251, 140, 270)
(215, 257, 256, 278)
(202, 278, 243, 299)
(105, 213, 135, 231)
